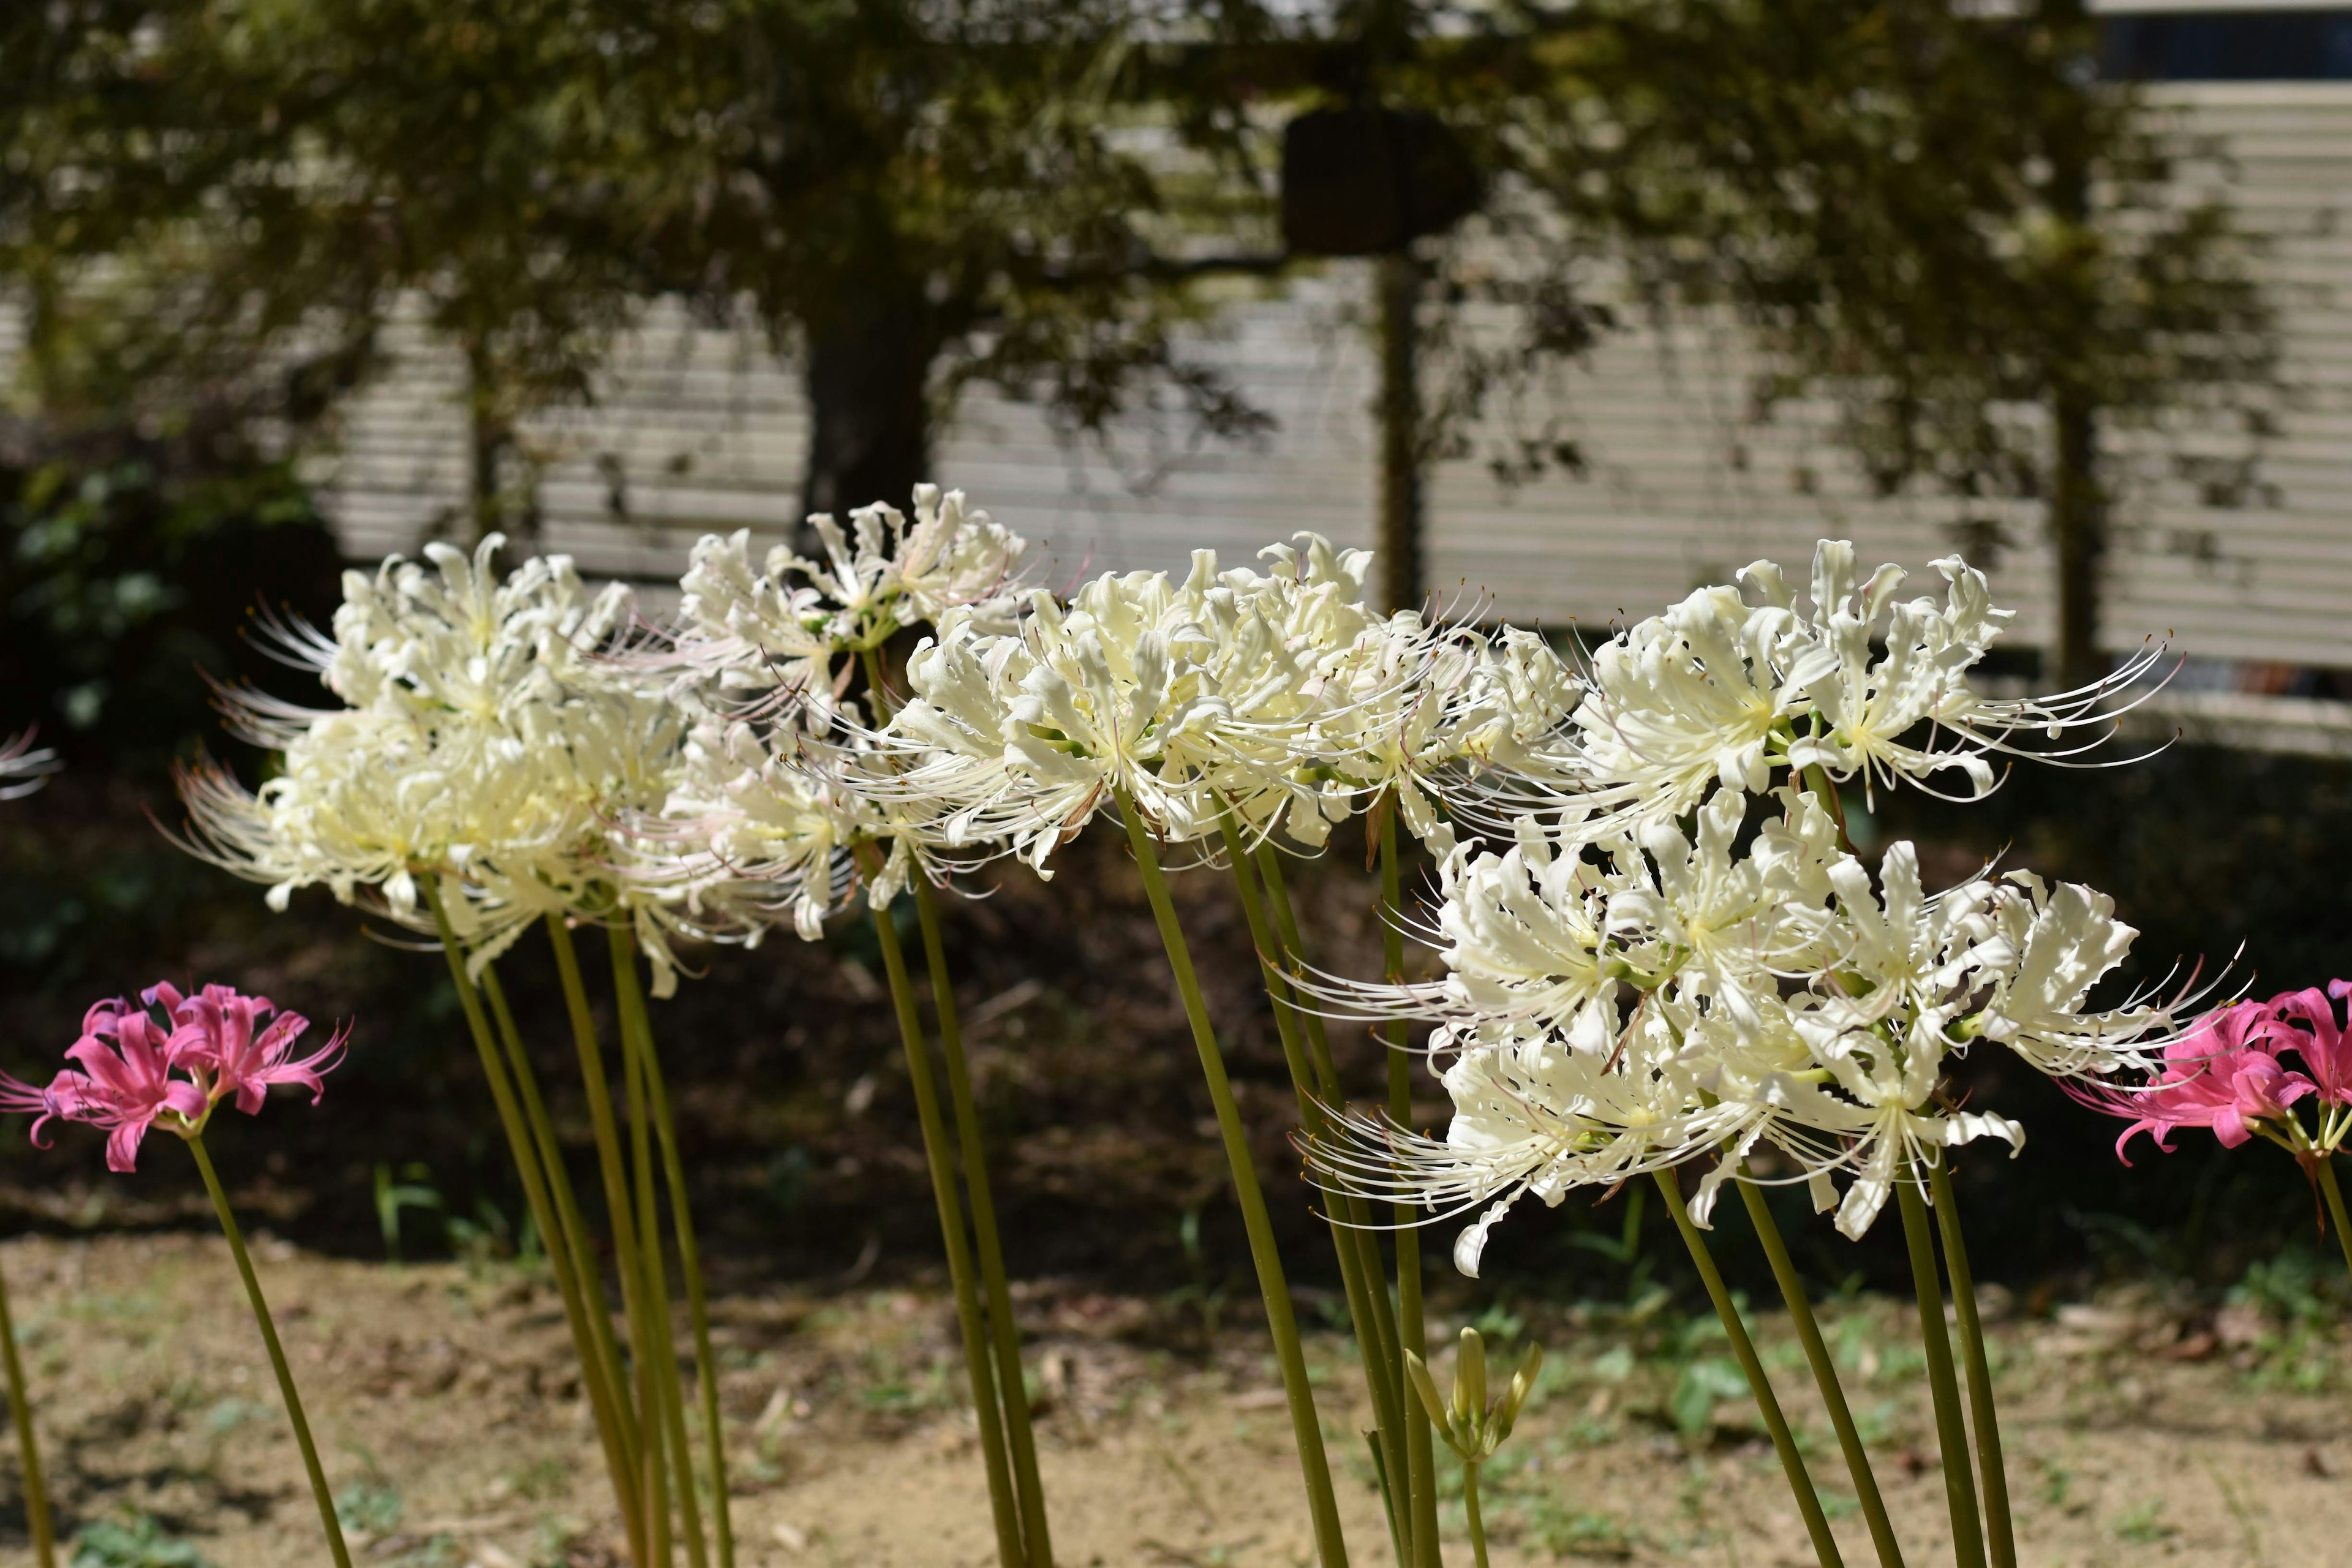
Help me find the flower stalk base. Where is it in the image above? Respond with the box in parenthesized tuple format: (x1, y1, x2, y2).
(189, 1132, 353, 1568)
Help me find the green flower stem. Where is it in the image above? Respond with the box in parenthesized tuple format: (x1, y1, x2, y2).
(1251, 843, 1411, 1412)
(187, 1131, 353, 1568)
(0, 1255, 55, 1568)
(1117, 789, 1349, 1568)
(1462, 1462, 1490, 1568)
(856, 650, 1028, 1567)
(1363, 1435, 1406, 1567)
(1736, 1179, 1905, 1568)
(608, 923, 674, 1568)
(1377, 805, 1439, 1568)
(544, 919, 658, 1448)
(2319, 1159, 2352, 1290)
(545, 918, 665, 1568)
(608, 924, 710, 1568)
(636, 1036, 735, 1568)
(1221, 818, 1414, 1559)
(866, 869, 1028, 1568)
(425, 883, 646, 1562)
(608, 938, 736, 1568)
(480, 965, 640, 1488)
(1896, 1177, 1987, 1568)
(1654, 1169, 1842, 1568)
(1928, 1162, 2013, 1568)
(914, 878, 1054, 1568)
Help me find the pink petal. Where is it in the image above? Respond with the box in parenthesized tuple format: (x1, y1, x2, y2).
(104, 1121, 148, 1174)
(162, 1082, 209, 1124)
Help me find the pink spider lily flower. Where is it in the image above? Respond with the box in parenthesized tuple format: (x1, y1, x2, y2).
(1, 984, 349, 1172)
(2070, 1001, 2315, 1164)
(150, 982, 347, 1115)
(54, 1000, 213, 1173)
(2265, 980, 2352, 1107)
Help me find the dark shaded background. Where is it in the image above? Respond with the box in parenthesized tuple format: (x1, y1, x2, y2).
(1, 437, 2340, 1325)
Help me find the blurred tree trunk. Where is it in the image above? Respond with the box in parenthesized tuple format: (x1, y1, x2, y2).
(2044, 0, 2105, 692)
(1375, 252, 1423, 616)
(801, 292, 941, 529)
(2051, 385, 2105, 691)
(463, 339, 538, 548)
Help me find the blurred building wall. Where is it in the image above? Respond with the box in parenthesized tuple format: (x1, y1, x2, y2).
(282, 31, 2352, 675)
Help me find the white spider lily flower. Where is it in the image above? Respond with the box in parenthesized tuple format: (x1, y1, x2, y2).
(1570, 582, 1831, 829)
(669, 532, 842, 712)
(660, 486, 1027, 718)
(1316, 996, 1804, 1278)
(173, 705, 587, 956)
(1300, 788, 1840, 1042)
(1603, 787, 1849, 998)
(1972, 870, 2161, 1077)
(875, 564, 1301, 873)
(624, 716, 920, 946)
(0, 730, 60, 799)
(1770, 842, 2157, 1236)
(801, 486, 1029, 639)
(1749, 543, 2011, 802)
(1754, 541, 2176, 804)
(321, 534, 631, 721)
(1536, 540, 2166, 849)
(1306, 802, 2160, 1261)
(178, 537, 694, 989)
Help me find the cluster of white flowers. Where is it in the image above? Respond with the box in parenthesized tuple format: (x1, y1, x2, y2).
(616, 488, 1031, 946)
(175, 494, 2176, 1275)
(176, 536, 694, 986)
(1311, 541, 2175, 1270)
(662, 487, 1028, 720)
(1457, 540, 2170, 835)
(868, 535, 1578, 872)
(628, 517, 1568, 942)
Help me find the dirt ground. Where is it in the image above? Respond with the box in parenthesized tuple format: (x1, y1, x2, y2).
(0, 1231, 2345, 1568)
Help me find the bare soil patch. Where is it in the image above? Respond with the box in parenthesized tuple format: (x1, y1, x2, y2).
(0, 1233, 2343, 1567)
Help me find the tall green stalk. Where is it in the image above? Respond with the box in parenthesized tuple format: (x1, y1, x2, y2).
(855, 650, 1034, 1566)
(610, 927, 737, 1568)
(1376, 804, 1439, 1568)
(1736, 1180, 1904, 1568)
(1896, 1178, 1987, 1568)
(545, 914, 660, 1568)
(1654, 1169, 1842, 1568)
(187, 1132, 353, 1568)
(480, 966, 639, 1498)
(2318, 1159, 2352, 1291)
(913, 878, 1054, 1568)
(425, 883, 647, 1563)
(0, 1259, 54, 1568)
(609, 924, 709, 1568)
(1117, 789, 1349, 1568)
(636, 1046, 734, 1568)
(1251, 845, 1411, 1410)
(1221, 816, 1414, 1562)
(866, 872, 1028, 1568)
(1928, 1161, 2013, 1568)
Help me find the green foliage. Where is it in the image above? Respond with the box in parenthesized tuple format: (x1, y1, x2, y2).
(374, 1163, 446, 1264)
(0, 437, 340, 774)
(2110, 1498, 2176, 1546)
(71, 1513, 217, 1568)
(2229, 1245, 2348, 1392)
(1667, 1355, 1752, 1442)
(334, 1479, 405, 1537)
